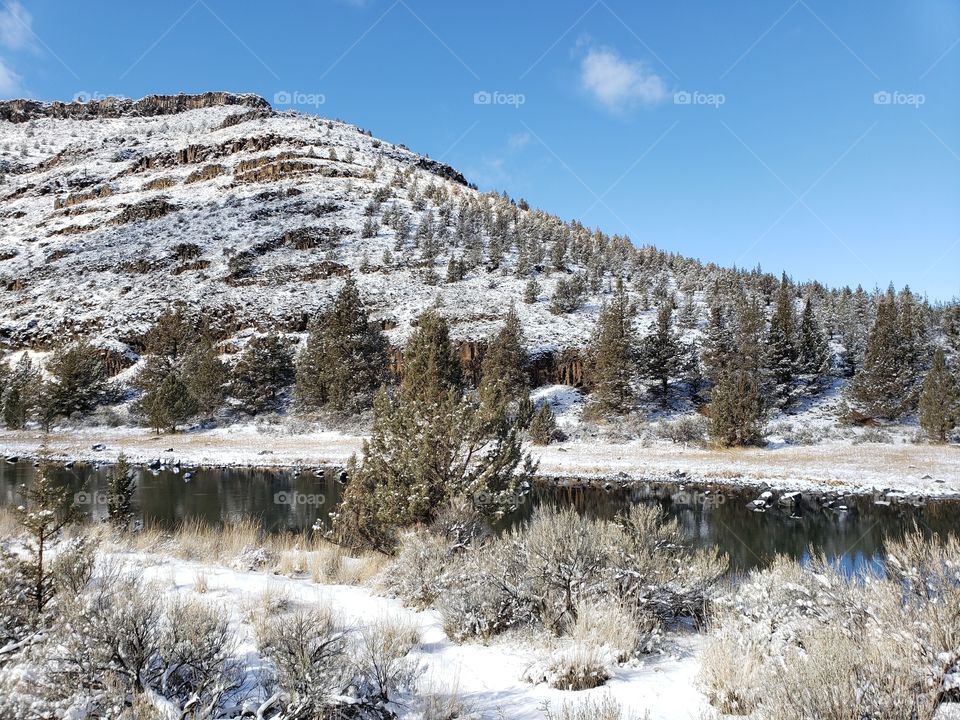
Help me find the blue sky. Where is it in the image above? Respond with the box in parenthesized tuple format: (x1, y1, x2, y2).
(2, 1, 958, 300)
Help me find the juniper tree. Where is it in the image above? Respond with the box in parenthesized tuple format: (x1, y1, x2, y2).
(851, 288, 924, 419)
(296, 278, 387, 413)
(106, 453, 137, 529)
(146, 306, 195, 361)
(528, 402, 558, 445)
(16, 450, 79, 615)
(332, 311, 534, 552)
(708, 368, 765, 447)
(764, 276, 798, 407)
(181, 337, 228, 417)
(642, 300, 681, 407)
(3, 353, 38, 429)
(479, 306, 529, 412)
(918, 349, 958, 442)
(523, 278, 541, 304)
(232, 333, 295, 415)
(701, 304, 733, 386)
(140, 370, 197, 433)
(549, 275, 585, 315)
(42, 339, 107, 420)
(797, 298, 830, 383)
(584, 280, 637, 417)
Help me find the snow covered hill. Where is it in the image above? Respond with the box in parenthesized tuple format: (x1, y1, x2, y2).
(0, 91, 634, 365)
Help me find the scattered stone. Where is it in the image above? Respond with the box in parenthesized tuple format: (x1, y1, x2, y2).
(91, 443, 106, 452)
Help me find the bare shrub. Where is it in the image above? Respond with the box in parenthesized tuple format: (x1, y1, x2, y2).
(568, 600, 653, 662)
(657, 415, 708, 446)
(353, 614, 422, 702)
(378, 530, 449, 608)
(254, 604, 351, 717)
(542, 691, 649, 720)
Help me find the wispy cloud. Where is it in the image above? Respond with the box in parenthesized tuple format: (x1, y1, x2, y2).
(0, 1, 32, 51)
(508, 132, 531, 151)
(580, 46, 667, 112)
(0, 1, 32, 96)
(0, 58, 20, 95)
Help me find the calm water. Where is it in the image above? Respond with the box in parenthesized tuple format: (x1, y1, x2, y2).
(1, 460, 956, 573)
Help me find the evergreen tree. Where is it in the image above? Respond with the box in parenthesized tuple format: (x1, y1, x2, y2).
(145, 306, 195, 360)
(708, 368, 765, 447)
(851, 288, 923, 419)
(764, 276, 798, 406)
(296, 278, 387, 414)
(232, 333, 295, 415)
(332, 323, 535, 551)
(918, 349, 958, 442)
(401, 311, 462, 403)
(3, 353, 38, 429)
(479, 306, 529, 412)
(701, 303, 733, 385)
(642, 300, 681, 407)
(106, 453, 136, 529)
(797, 299, 830, 382)
(549, 275, 585, 315)
(43, 340, 107, 420)
(16, 450, 79, 615)
(585, 280, 637, 417)
(523, 278, 541, 304)
(181, 338, 228, 417)
(528, 403, 558, 445)
(140, 370, 198, 433)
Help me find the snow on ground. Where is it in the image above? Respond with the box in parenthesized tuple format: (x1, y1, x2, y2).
(1, 418, 957, 498)
(128, 551, 708, 720)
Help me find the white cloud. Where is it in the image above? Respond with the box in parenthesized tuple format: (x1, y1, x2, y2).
(0, 58, 21, 96)
(508, 132, 531, 151)
(0, 1, 32, 51)
(580, 47, 666, 111)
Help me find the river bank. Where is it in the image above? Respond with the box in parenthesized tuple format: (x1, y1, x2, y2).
(0, 425, 957, 499)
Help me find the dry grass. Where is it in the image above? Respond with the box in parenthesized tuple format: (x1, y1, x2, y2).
(0, 507, 20, 539)
(542, 692, 649, 720)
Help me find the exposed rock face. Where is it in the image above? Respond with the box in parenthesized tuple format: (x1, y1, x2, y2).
(0, 92, 271, 123)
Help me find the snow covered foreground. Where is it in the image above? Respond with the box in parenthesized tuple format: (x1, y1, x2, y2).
(125, 551, 707, 720)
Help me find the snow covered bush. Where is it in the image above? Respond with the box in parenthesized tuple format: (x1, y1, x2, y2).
(254, 604, 352, 717)
(541, 692, 649, 720)
(701, 530, 960, 719)
(378, 530, 450, 609)
(656, 415, 708, 446)
(532, 640, 611, 691)
(353, 615, 422, 703)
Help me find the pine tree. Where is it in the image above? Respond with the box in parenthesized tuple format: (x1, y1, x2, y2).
(140, 370, 198, 433)
(181, 338, 228, 417)
(146, 306, 195, 361)
(106, 453, 136, 529)
(3, 353, 38, 429)
(764, 276, 798, 406)
(708, 368, 765, 447)
(401, 311, 462, 404)
(797, 299, 830, 383)
(642, 300, 681, 407)
(701, 303, 733, 385)
(332, 344, 534, 551)
(43, 339, 107, 420)
(16, 450, 79, 615)
(918, 349, 958, 442)
(585, 280, 637, 417)
(296, 278, 387, 414)
(523, 278, 541, 304)
(479, 307, 529, 412)
(851, 288, 923, 419)
(528, 403, 558, 445)
(232, 333, 295, 415)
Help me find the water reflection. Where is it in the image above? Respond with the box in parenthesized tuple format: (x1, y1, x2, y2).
(0, 461, 955, 573)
